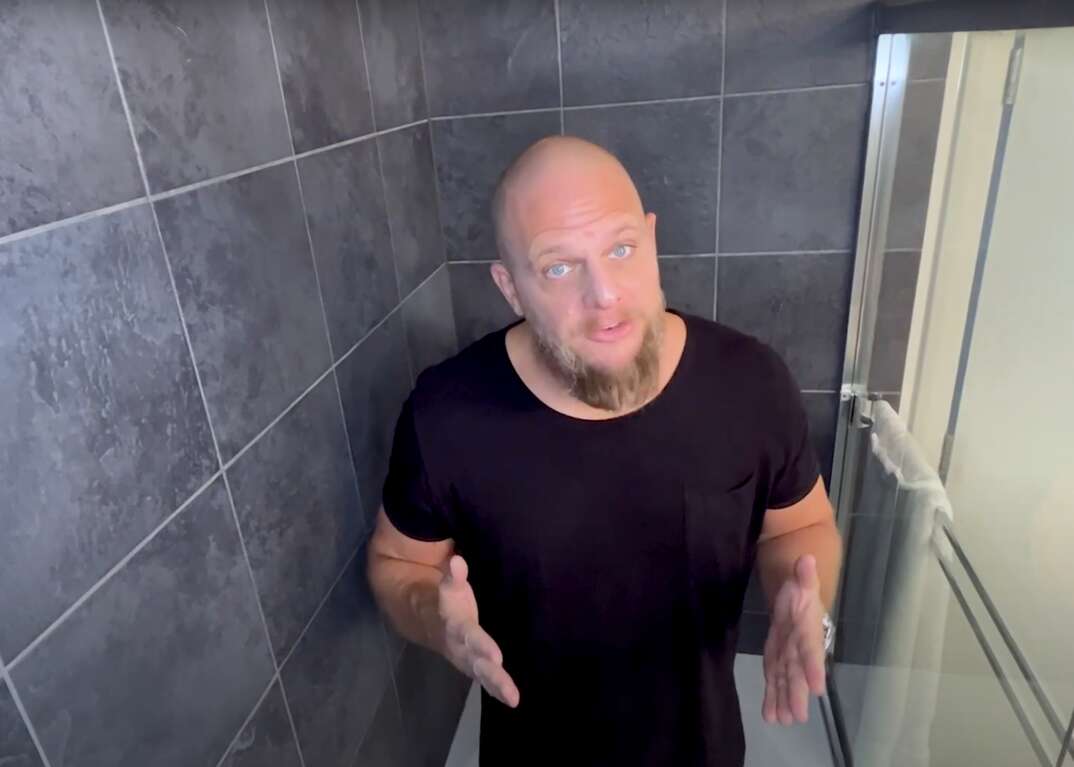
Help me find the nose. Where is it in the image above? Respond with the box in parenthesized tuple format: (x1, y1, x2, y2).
(584, 258, 621, 310)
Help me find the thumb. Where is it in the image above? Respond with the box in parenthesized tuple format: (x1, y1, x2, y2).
(448, 554, 469, 585)
(795, 554, 820, 593)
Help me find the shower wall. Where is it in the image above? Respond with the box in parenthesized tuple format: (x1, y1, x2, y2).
(424, 0, 875, 653)
(0, 1, 465, 765)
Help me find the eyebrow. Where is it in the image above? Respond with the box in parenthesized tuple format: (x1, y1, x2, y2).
(531, 224, 640, 261)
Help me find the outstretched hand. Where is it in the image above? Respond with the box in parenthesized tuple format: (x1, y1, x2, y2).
(762, 554, 827, 725)
(439, 555, 520, 708)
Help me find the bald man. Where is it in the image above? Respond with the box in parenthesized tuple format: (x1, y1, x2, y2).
(368, 136, 842, 766)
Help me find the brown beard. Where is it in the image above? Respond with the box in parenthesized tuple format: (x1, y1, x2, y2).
(532, 307, 665, 412)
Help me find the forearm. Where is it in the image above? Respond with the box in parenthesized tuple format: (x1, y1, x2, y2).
(756, 521, 843, 611)
(367, 553, 447, 654)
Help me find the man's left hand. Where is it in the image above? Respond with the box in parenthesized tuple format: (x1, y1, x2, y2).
(761, 554, 827, 725)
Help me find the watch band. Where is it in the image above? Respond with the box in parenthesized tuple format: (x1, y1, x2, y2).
(822, 612, 836, 656)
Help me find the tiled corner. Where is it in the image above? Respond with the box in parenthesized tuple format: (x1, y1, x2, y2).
(0, 204, 216, 661)
(720, 86, 869, 253)
(717, 253, 854, 391)
(887, 80, 945, 252)
(379, 123, 447, 296)
(155, 163, 331, 461)
(219, 681, 303, 767)
(394, 644, 471, 767)
(558, 0, 723, 106)
(0, 1, 142, 237)
(448, 262, 519, 348)
(360, 0, 427, 129)
(0, 679, 43, 767)
(432, 110, 561, 263)
(660, 256, 717, 320)
(10, 477, 275, 767)
(266, 0, 374, 153)
(402, 267, 460, 379)
(869, 250, 922, 394)
(564, 98, 721, 255)
(803, 392, 841, 489)
(337, 313, 413, 523)
(354, 682, 420, 767)
(228, 375, 365, 662)
(418, 0, 559, 116)
(100, 0, 291, 192)
(281, 549, 392, 767)
(724, 0, 873, 93)
(298, 140, 399, 357)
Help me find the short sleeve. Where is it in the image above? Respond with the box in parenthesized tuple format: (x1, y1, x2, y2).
(762, 347, 822, 509)
(381, 394, 455, 541)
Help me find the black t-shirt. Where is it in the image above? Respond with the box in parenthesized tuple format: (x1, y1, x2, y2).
(383, 311, 820, 767)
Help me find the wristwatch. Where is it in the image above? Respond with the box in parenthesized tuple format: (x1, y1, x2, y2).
(822, 612, 836, 657)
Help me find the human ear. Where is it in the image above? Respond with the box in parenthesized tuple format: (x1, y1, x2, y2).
(490, 261, 524, 317)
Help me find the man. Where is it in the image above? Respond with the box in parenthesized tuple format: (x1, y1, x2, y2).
(368, 136, 842, 766)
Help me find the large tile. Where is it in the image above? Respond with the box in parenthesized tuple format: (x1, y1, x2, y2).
(229, 375, 365, 662)
(219, 680, 303, 767)
(660, 256, 716, 320)
(724, 0, 873, 93)
(887, 80, 945, 251)
(448, 262, 519, 349)
(717, 253, 854, 391)
(720, 87, 869, 253)
(101, 0, 291, 192)
(282, 549, 392, 767)
(0, 205, 216, 660)
(565, 99, 721, 255)
(360, 0, 427, 129)
(394, 644, 470, 767)
(909, 33, 953, 81)
(267, 0, 374, 153)
(0, 1, 142, 237)
(155, 163, 331, 461)
(0, 679, 43, 767)
(559, 0, 722, 106)
(337, 314, 413, 522)
(870, 250, 921, 393)
(418, 0, 559, 116)
(298, 141, 398, 357)
(402, 266, 459, 379)
(354, 683, 419, 767)
(432, 111, 561, 263)
(380, 123, 446, 296)
(11, 478, 275, 767)
(803, 392, 840, 489)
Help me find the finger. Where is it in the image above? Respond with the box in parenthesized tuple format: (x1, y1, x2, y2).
(797, 626, 827, 695)
(777, 666, 794, 726)
(786, 645, 811, 723)
(462, 623, 504, 666)
(448, 555, 469, 585)
(473, 658, 520, 708)
(762, 631, 779, 724)
(795, 554, 820, 593)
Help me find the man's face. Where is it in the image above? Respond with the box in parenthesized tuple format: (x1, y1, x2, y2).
(497, 161, 666, 385)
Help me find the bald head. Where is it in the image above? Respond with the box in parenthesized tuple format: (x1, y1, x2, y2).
(492, 136, 644, 266)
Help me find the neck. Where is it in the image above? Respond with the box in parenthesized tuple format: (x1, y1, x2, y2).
(506, 311, 687, 421)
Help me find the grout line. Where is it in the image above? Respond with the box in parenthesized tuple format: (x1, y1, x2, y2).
(274, 675, 306, 767)
(149, 154, 295, 202)
(354, 0, 378, 134)
(563, 92, 722, 113)
(413, 0, 434, 122)
(1, 662, 53, 767)
(659, 252, 717, 259)
(553, 0, 565, 134)
(296, 119, 426, 161)
(717, 249, 852, 258)
(884, 247, 922, 254)
(371, 125, 405, 310)
(213, 670, 279, 767)
(0, 197, 147, 248)
(723, 81, 867, 100)
(429, 105, 562, 121)
(801, 389, 840, 395)
(444, 258, 496, 265)
(263, 0, 297, 156)
(8, 469, 222, 669)
(713, 0, 728, 320)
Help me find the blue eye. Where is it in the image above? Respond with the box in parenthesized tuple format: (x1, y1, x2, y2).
(610, 244, 633, 259)
(545, 263, 573, 279)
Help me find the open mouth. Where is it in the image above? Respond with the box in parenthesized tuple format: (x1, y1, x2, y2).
(589, 320, 633, 342)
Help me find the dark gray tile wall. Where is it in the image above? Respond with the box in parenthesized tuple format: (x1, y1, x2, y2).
(435, 3, 873, 666)
(1, 1, 461, 764)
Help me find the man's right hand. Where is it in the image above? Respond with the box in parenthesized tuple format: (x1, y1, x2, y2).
(439, 554, 520, 708)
